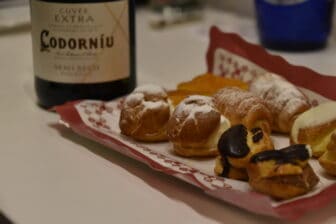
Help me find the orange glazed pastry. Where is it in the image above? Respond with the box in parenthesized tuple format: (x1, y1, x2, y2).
(167, 90, 194, 107)
(168, 73, 248, 106)
(177, 73, 248, 95)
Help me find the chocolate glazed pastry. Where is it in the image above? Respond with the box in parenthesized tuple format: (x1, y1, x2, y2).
(248, 145, 319, 200)
(250, 144, 311, 164)
(214, 124, 274, 180)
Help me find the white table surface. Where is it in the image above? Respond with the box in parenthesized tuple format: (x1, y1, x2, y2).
(1, 7, 336, 224)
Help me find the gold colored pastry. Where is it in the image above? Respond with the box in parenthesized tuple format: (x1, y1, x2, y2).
(119, 84, 171, 142)
(291, 101, 336, 157)
(248, 145, 319, 200)
(319, 132, 336, 175)
(167, 90, 194, 107)
(177, 73, 248, 95)
(167, 95, 230, 157)
(215, 124, 274, 181)
(250, 73, 311, 133)
(213, 87, 273, 134)
(168, 73, 248, 106)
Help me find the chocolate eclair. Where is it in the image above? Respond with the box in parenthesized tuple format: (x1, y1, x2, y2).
(248, 145, 319, 200)
(214, 124, 274, 180)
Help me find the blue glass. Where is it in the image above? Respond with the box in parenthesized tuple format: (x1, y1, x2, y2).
(255, 0, 334, 51)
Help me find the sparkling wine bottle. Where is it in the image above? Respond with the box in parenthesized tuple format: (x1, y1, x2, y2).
(30, 0, 136, 108)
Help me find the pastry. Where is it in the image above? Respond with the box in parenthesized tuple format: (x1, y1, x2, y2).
(291, 101, 336, 157)
(249, 73, 311, 133)
(319, 132, 336, 175)
(177, 73, 248, 95)
(119, 84, 172, 142)
(248, 145, 319, 200)
(168, 73, 248, 106)
(215, 124, 274, 180)
(167, 95, 230, 157)
(213, 87, 273, 134)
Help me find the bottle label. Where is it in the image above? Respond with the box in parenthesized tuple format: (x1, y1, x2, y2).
(31, 0, 130, 83)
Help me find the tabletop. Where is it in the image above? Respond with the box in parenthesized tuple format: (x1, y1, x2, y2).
(1, 6, 336, 224)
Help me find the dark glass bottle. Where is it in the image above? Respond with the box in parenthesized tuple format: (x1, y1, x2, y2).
(30, 0, 136, 108)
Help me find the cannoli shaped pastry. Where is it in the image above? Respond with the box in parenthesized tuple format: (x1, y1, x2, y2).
(119, 84, 172, 142)
(213, 87, 273, 134)
(167, 95, 230, 157)
(248, 145, 319, 200)
(249, 73, 311, 133)
(291, 101, 336, 157)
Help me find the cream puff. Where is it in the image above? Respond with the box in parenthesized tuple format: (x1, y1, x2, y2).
(119, 84, 171, 142)
(167, 95, 230, 157)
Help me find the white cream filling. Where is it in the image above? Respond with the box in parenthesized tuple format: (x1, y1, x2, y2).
(204, 115, 231, 148)
(291, 101, 336, 143)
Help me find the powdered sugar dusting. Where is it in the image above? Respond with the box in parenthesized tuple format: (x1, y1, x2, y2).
(174, 95, 214, 121)
(124, 84, 170, 116)
(134, 84, 167, 97)
(125, 92, 144, 106)
(213, 87, 264, 119)
(250, 73, 309, 114)
(172, 95, 217, 134)
(143, 101, 166, 110)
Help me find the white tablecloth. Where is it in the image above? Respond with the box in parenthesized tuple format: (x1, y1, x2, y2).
(1, 7, 336, 224)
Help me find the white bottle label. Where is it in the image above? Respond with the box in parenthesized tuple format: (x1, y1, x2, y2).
(31, 0, 130, 83)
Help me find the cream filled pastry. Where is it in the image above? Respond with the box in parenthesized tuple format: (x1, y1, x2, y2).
(319, 132, 336, 176)
(291, 101, 336, 157)
(119, 84, 172, 142)
(213, 87, 273, 134)
(215, 124, 274, 181)
(248, 145, 319, 200)
(167, 95, 230, 157)
(250, 73, 311, 133)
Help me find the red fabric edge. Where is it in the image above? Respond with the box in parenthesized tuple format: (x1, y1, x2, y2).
(54, 102, 194, 180)
(54, 102, 217, 190)
(55, 101, 336, 220)
(53, 101, 281, 219)
(274, 183, 336, 220)
(205, 26, 336, 219)
(206, 188, 279, 218)
(206, 26, 336, 100)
